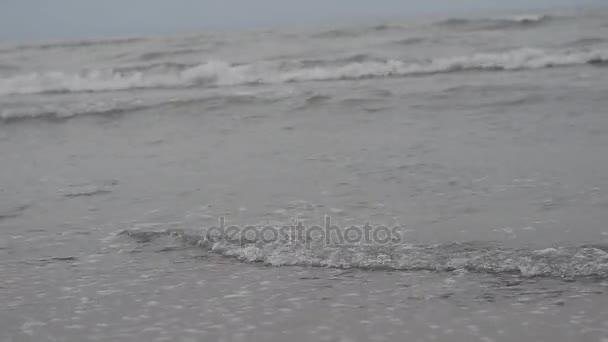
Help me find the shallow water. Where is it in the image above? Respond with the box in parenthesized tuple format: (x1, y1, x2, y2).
(1, 7, 608, 342)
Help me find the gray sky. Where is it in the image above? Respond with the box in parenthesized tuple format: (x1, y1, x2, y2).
(0, 0, 602, 41)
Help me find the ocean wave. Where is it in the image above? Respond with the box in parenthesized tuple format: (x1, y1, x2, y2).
(138, 48, 207, 61)
(370, 23, 407, 31)
(510, 14, 552, 23)
(562, 37, 607, 48)
(392, 37, 428, 46)
(0, 204, 30, 221)
(113, 62, 198, 73)
(0, 92, 286, 122)
(294, 54, 377, 68)
(0, 103, 152, 122)
(310, 24, 406, 39)
(1, 48, 606, 96)
(0, 62, 239, 95)
(437, 14, 554, 30)
(0, 63, 19, 71)
(311, 28, 362, 39)
(3, 37, 146, 53)
(118, 228, 608, 279)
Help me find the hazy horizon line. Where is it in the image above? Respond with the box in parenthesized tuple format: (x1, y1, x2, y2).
(0, 1, 605, 44)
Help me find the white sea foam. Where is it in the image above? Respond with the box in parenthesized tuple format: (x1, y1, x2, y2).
(1, 48, 606, 96)
(118, 229, 608, 279)
(509, 14, 551, 23)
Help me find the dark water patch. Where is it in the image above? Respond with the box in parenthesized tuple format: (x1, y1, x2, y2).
(442, 84, 537, 94)
(169, 93, 281, 111)
(294, 94, 332, 111)
(297, 54, 375, 68)
(562, 37, 607, 48)
(305, 94, 332, 104)
(437, 18, 471, 27)
(340, 53, 374, 63)
(392, 37, 427, 46)
(20, 256, 78, 266)
(10, 37, 146, 52)
(114, 61, 197, 74)
(311, 28, 361, 39)
(370, 89, 394, 98)
(0, 63, 19, 72)
(26, 229, 46, 234)
(72, 231, 93, 236)
(63, 189, 113, 198)
(589, 57, 608, 66)
(364, 107, 391, 113)
(118, 230, 176, 243)
(1, 111, 65, 124)
(144, 139, 165, 146)
(49, 256, 78, 262)
(370, 24, 405, 31)
(223, 95, 269, 105)
(157, 246, 192, 252)
(340, 98, 385, 107)
(310, 23, 407, 38)
(0, 105, 151, 124)
(138, 48, 206, 61)
(0, 205, 30, 221)
(482, 94, 546, 109)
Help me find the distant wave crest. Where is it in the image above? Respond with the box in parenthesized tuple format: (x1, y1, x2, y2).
(1, 48, 606, 96)
(437, 14, 554, 30)
(311, 24, 407, 39)
(0, 37, 146, 54)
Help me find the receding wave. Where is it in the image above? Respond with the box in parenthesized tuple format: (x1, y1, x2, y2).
(0, 92, 285, 122)
(437, 14, 554, 30)
(118, 228, 608, 279)
(0, 104, 152, 123)
(1, 48, 607, 96)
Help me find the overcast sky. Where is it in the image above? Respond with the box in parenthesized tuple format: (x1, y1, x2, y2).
(0, 0, 603, 41)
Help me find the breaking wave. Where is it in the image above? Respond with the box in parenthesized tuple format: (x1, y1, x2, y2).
(118, 228, 608, 279)
(1, 47, 607, 96)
